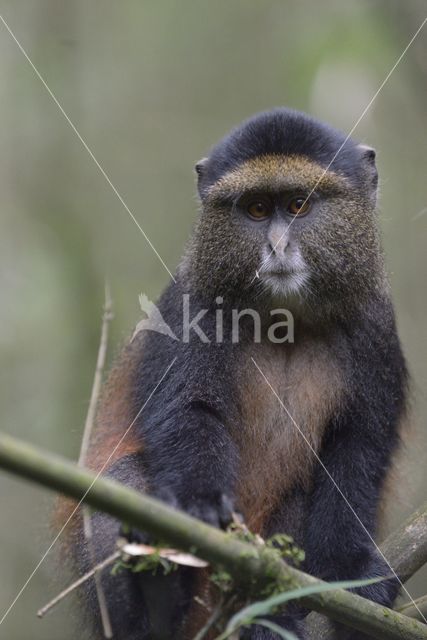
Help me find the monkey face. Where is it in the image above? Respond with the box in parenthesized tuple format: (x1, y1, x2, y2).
(189, 152, 382, 315)
(186, 109, 383, 315)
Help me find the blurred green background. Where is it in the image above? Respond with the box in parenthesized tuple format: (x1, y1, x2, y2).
(0, 1, 426, 638)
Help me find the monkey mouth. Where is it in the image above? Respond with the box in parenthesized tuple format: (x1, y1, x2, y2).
(265, 269, 295, 276)
(261, 269, 310, 298)
(262, 266, 304, 278)
(258, 250, 310, 296)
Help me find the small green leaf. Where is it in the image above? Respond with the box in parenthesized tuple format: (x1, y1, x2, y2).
(226, 576, 383, 631)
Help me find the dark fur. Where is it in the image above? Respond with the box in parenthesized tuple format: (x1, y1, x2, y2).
(62, 109, 408, 640)
(196, 108, 377, 198)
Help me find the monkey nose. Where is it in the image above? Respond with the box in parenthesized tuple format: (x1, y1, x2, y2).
(268, 235, 289, 257)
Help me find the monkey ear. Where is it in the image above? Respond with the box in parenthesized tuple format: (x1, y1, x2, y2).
(357, 144, 378, 194)
(195, 157, 209, 199)
(358, 144, 376, 163)
(195, 157, 209, 177)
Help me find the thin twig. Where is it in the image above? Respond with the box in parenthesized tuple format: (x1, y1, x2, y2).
(79, 281, 114, 637)
(78, 280, 113, 468)
(37, 552, 120, 618)
(192, 597, 225, 640)
(83, 519, 114, 638)
(193, 595, 239, 640)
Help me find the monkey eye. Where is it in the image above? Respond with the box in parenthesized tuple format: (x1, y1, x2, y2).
(287, 196, 311, 216)
(246, 199, 272, 220)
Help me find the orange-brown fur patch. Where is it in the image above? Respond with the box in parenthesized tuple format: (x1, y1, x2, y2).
(85, 337, 144, 474)
(207, 154, 348, 201)
(233, 331, 344, 533)
(53, 335, 145, 533)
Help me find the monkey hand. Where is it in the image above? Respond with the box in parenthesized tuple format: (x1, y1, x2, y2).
(117, 486, 181, 546)
(118, 523, 151, 546)
(118, 490, 239, 547)
(184, 491, 239, 530)
(154, 486, 239, 530)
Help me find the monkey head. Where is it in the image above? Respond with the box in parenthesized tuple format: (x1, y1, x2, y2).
(182, 108, 385, 319)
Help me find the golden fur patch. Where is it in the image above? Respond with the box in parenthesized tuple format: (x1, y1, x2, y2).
(233, 330, 345, 533)
(207, 154, 348, 200)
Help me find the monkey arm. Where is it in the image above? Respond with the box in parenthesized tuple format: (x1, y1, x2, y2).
(132, 306, 240, 528)
(137, 399, 240, 527)
(303, 306, 407, 611)
(301, 417, 403, 640)
(303, 421, 400, 606)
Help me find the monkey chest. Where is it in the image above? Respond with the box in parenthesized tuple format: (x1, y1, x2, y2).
(233, 339, 344, 530)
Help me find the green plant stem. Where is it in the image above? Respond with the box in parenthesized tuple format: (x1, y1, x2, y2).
(380, 501, 427, 582)
(398, 595, 427, 622)
(0, 432, 426, 640)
